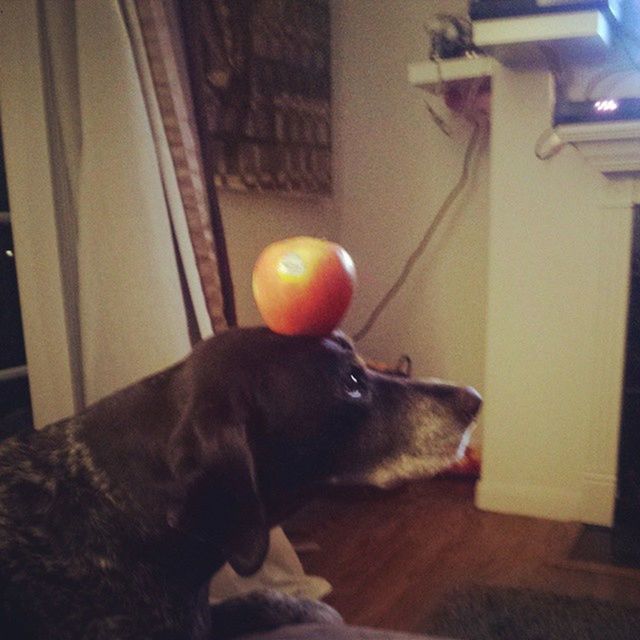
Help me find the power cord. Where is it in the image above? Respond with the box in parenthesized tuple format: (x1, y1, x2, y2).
(424, 57, 453, 137)
(353, 118, 483, 343)
(534, 127, 565, 161)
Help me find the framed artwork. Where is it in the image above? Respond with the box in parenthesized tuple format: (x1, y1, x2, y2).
(190, 0, 331, 196)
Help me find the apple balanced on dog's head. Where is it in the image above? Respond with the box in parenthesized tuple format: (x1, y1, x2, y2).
(252, 236, 356, 336)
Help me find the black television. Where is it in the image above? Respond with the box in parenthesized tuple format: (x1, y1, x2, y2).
(469, 0, 622, 20)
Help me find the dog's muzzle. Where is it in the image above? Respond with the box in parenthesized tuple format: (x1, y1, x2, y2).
(452, 386, 482, 425)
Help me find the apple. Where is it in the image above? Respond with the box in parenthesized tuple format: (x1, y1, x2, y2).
(252, 236, 356, 336)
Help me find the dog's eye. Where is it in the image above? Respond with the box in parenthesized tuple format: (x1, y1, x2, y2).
(344, 367, 367, 400)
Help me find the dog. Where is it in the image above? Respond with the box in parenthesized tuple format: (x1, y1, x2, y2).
(0, 327, 481, 639)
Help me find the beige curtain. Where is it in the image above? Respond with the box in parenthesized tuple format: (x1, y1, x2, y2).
(41, 0, 216, 404)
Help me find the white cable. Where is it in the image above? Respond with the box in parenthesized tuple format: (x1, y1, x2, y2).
(534, 127, 565, 161)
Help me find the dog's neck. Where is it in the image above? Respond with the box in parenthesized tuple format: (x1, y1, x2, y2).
(53, 409, 232, 588)
(60, 366, 192, 532)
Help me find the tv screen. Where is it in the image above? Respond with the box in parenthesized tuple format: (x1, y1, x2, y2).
(469, 0, 622, 20)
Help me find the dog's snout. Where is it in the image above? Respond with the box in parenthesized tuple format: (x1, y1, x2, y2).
(453, 386, 482, 421)
(419, 380, 482, 423)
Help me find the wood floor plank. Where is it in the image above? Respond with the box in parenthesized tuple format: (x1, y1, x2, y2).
(284, 478, 640, 633)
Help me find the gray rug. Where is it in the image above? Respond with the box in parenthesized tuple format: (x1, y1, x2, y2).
(423, 586, 640, 640)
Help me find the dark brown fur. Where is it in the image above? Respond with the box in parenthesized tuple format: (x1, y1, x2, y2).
(0, 328, 480, 639)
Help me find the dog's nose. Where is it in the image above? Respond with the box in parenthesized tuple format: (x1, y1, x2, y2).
(453, 386, 482, 422)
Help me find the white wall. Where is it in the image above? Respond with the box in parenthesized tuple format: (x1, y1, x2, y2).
(330, 0, 490, 396)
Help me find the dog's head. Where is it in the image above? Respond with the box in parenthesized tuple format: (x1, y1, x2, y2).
(167, 327, 480, 575)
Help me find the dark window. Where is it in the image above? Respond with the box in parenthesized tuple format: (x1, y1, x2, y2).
(0, 132, 32, 440)
(0, 224, 27, 370)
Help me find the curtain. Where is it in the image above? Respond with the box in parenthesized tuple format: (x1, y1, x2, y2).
(121, 0, 234, 335)
(37, 0, 233, 405)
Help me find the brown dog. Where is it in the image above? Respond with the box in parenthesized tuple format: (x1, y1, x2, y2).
(0, 328, 480, 639)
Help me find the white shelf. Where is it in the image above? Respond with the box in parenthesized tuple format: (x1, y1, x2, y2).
(555, 120, 640, 175)
(408, 56, 495, 92)
(473, 10, 613, 67)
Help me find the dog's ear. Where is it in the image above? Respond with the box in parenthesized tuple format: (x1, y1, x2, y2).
(216, 424, 270, 577)
(167, 411, 269, 577)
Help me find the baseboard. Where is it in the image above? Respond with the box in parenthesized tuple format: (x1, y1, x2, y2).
(475, 479, 582, 522)
(579, 472, 616, 527)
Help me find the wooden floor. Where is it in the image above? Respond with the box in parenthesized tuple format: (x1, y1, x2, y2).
(283, 478, 640, 634)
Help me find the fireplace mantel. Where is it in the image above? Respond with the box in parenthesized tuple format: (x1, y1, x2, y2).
(409, 38, 639, 525)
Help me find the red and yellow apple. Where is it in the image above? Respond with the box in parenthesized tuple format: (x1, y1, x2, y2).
(252, 236, 356, 336)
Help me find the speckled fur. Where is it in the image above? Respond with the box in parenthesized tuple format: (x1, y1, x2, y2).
(0, 328, 480, 639)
